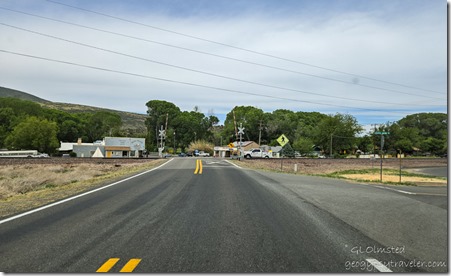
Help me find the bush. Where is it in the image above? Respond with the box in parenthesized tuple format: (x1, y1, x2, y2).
(188, 140, 214, 154)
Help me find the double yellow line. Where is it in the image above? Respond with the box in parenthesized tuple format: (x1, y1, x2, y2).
(96, 258, 141, 273)
(194, 159, 203, 174)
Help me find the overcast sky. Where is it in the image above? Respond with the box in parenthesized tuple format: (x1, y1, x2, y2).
(0, 0, 447, 132)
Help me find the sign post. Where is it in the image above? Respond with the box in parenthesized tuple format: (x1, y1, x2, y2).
(375, 131, 390, 182)
(158, 125, 166, 158)
(277, 134, 289, 171)
(238, 123, 245, 160)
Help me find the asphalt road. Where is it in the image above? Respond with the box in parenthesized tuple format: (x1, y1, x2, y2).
(0, 158, 447, 272)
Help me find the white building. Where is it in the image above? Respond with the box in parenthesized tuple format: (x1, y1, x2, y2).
(58, 137, 145, 158)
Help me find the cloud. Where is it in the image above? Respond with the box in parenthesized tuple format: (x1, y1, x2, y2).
(0, 0, 446, 126)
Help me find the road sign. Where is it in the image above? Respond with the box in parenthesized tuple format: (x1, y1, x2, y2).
(277, 134, 289, 147)
(238, 126, 245, 135)
(228, 143, 234, 148)
(375, 131, 390, 135)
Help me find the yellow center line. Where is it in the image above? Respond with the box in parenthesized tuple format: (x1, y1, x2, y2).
(194, 159, 199, 174)
(194, 159, 203, 175)
(96, 258, 120, 273)
(120, 259, 142, 273)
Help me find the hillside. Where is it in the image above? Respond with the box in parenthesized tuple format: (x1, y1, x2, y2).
(0, 86, 147, 133)
(0, 86, 50, 103)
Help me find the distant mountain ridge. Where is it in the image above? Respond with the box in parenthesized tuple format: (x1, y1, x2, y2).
(0, 86, 147, 133)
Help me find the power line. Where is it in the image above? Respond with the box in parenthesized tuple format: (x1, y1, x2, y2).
(1, 49, 430, 115)
(45, 0, 444, 95)
(0, 6, 445, 101)
(2, 22, 445, 107)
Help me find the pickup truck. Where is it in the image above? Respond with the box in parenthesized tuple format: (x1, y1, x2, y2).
(198, 151, 210, 157)
(244, 148, 271, 159)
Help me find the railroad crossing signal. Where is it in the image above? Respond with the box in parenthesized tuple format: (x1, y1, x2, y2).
(238, 126, 245, 135)
(277, 134, 289, 147)
(159, 129, 166, 138)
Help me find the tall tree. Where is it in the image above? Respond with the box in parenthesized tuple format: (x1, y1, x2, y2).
(5, 116, 59, 153)
(222, 106, 265, 143)
(313, 113, 362, 156)
(145, 100, 181, 151)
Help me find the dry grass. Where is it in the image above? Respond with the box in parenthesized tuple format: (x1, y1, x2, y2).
(340, 173, 447, 186)
(0, 159, 167, 218)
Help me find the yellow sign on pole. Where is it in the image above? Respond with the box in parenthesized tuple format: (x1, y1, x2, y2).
(277, 134, 289, 147)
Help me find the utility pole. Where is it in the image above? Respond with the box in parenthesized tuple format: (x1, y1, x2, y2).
(330, 133, 333, 158)
(233, 110, 238, 142)
(258, 120, 262, 146)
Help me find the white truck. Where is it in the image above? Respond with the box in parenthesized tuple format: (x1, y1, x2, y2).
(244, 148, 271, 159)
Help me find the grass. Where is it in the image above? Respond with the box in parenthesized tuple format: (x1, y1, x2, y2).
(321, 168, 446, 186)
(231, 159, 446, 186)
(0, 159, 167, 218)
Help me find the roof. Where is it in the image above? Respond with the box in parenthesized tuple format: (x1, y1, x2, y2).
(232, 141, 258, 147)
(105, 146, 131, 151)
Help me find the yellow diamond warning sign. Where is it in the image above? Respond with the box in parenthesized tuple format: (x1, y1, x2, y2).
(277, 134, 289, 147)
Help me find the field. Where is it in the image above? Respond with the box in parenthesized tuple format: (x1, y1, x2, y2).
(0, 158, 166, 218)
(235, 157, 447, 185)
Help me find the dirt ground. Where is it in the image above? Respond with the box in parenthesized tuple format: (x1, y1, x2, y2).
(236, 157, 447, 186)
(0, 158, 166, 219)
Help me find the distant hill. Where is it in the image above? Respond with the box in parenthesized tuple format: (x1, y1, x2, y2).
(0, 86, 147, 134)
(0, 86, 50, 103)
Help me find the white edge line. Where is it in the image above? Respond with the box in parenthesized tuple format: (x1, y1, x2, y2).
(224, 159, 242, 169)
(0, 158, 174, 225)
(366, 258, 392, 272)
(373, 185, 416, 195)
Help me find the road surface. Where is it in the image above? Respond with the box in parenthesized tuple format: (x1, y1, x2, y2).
(0, 158, 447, 272)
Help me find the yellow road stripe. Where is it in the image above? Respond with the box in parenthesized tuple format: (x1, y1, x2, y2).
(199, 159, 203, 174)
(194, 159, 200, 174)
(119, 258, 142, 273)
(96, 258, 120, 273)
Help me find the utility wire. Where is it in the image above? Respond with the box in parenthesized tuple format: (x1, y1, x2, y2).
(0, 6, 445, 101)
(45, 0, 444, 95)
(0, 49, 429, 114)
(2, 22, 444, 107)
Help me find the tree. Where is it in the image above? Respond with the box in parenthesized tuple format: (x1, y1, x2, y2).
(293, 137, 314, 155)
(85, 111, 122, 142)
(145, 100, 181, 151)
(313, 113, 362, 156)
(5, 116, 59, 153)
(222, 106, 265, 143)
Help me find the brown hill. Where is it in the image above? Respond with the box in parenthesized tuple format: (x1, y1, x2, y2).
(0, 86, 147, 134)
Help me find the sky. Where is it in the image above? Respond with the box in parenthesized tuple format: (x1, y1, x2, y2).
(0, 0, 447, 134)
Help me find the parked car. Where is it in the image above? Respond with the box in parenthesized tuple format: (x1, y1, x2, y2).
(178, 152, 187, 157)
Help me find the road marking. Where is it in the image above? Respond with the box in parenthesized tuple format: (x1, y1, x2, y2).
(0, 159, 174, 225)
(366, 258, 392, 272)
(224, 160, 242, 169)
(119, 259, 142, 272)
(96, 258, 120, 272)
(371, 185, 446, 196)
(194, 159, 203, 174)
(96, 258, 141, 273)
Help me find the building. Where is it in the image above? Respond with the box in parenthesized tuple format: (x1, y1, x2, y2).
(214, 141, 260, 158)
(58, 137, 145, 158)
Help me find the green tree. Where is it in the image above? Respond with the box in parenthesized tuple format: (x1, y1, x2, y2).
(293, 137, 314, 155)
(313, 113, 362, 156)
(5, 116, 59, 153)
(222, 106, 265, 143)
(85, 111, 122, 142)
(145, 100, 181, 151)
